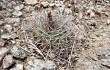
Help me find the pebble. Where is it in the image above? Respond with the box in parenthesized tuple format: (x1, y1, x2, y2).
(10, 64, 23, 70)
(41, 2, 49, 8)
(10, 45, 27, 59)
(2, 55, 14, 69)
(1, 34, 11, 40)
(25, 0, 38, 5)
(14, 4, 24, 11)
(0, 48, 9, 63)
(0, 38, 5, 47)
(12, 11, 22, 16)
(46, 60, 56, 70)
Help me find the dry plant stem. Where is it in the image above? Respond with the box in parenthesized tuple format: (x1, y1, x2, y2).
(47, 10, 56, 31)
(67, 44, 75, 70)
(21, 23, 45, 59)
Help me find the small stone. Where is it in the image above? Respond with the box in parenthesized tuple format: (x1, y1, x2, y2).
(46, 60, 56, 70)
(25, 57, 46, 70)
(1, 34, 11, 40)
(4, 24, 12, 32)
(14, 4, 24, 11)
(0, 48, 8, 63)
(12, 11, 22, 16)
(10, 64, 23, 70)
(2, 55, 14, 69)
(0, 39, 5, 47)
(11, 45, 27, 59)
(49, 3, 55, 7)
(25, 0, 38, 5)
(41, 2, 49, 8)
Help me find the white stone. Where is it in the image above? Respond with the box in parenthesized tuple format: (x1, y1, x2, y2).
(14, 4, 24, 11)
(25, 0, 38, 5)
(12, 11, 22, 16)
(41, 2, 49, 7)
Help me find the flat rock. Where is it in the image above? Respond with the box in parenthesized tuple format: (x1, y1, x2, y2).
(10, 45, 27, 59)
(25, 0, 38, 5)
(2, 55, 14, 69)
(12, 11, 22, 16)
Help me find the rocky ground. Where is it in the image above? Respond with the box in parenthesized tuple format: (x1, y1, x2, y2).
(0, 0, 110, 70)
